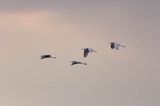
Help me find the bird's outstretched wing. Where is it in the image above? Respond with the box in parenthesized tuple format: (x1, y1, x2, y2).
(84, 50, 89, 57)
(40, 55, 50, 59)
(111, 43, 115, 49)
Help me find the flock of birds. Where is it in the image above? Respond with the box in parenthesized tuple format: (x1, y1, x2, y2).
(40, 42, 125, 65)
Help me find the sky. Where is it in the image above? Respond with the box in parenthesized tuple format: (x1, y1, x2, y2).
(0, 0, 160, 106)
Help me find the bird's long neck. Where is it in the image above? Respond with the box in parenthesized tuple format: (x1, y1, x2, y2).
(94, 50, 97, 53)
(120, 45, 125, 47)
(82, 63, 87, 65)
(50, 57, 56, 59)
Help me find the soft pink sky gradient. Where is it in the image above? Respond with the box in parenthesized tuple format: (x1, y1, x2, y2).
(0, 0, 160, 106)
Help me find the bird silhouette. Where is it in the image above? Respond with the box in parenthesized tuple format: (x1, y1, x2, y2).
(109, 42, 125, 50)
(40, 54, 56, 59)
(71, 61, 87, 65)
(82, 48, 97, 58)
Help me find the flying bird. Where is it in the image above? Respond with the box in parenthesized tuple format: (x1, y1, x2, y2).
(82, 48, 97, 58)
(109, 42, 125, 50)
(71, 61, 87, 65)
(40, 54, 56, 59)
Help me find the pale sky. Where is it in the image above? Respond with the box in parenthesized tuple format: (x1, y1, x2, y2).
(0, 0, 160, 106)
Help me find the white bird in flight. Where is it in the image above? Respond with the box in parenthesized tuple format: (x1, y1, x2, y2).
(109, 42, 125, 50)
(40, 54, 56, 59)
(82, 48, 97, 58)
(71, 61, 87, 65)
